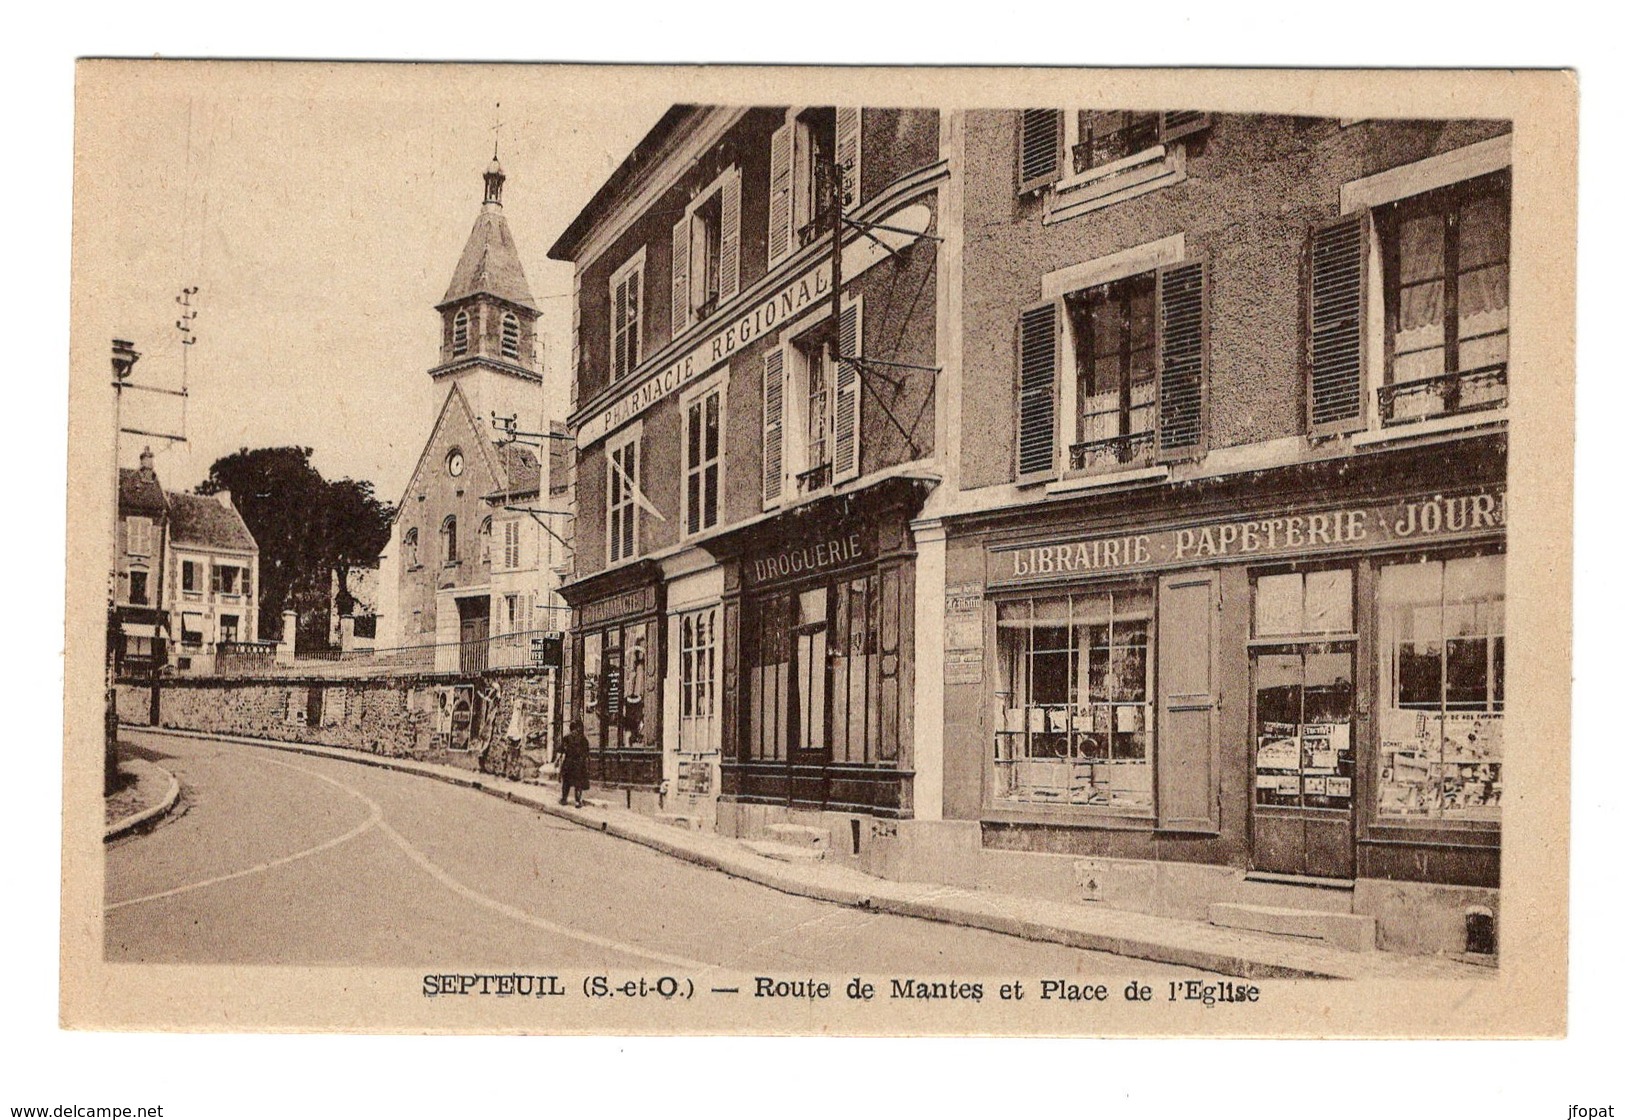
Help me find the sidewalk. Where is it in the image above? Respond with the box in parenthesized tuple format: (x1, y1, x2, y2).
(104, 746, 181, 841)
(121, 724, 1495, 982)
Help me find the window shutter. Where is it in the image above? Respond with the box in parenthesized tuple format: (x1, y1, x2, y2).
(835, 107, 862, 210)
(1307, 212, 1368, 435)
(762, 347, 785, 507)
(1017, 109, 1063, 194)
(1016, 301, 1058, 477)
(1159, 111, 1212, 144)
(1156, 260, 1207, 461)
(670, 216, 690, 337)
(1155, 569, 1221, 833)
(833, 301, 862, 482)
(719, 168, 742, 302)
(768, 122, 794, 266)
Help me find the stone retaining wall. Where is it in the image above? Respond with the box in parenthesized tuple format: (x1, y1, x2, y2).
(116, 672, 555, 780)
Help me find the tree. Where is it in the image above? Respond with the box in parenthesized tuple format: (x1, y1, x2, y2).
(198, 447, 394, 647)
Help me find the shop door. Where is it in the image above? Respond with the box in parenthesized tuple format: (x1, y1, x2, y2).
(1250, 645, 1357, 879)
(786, 588, 829, 808)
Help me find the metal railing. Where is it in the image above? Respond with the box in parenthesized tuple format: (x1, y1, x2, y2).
(193, 628, 562, 679)
(1378, 363, 1508, 426)
(1069, 429, 1155, 472)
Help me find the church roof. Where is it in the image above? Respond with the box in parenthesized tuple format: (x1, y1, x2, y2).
(440, 204, 537, 312)
(166, 491, 258, 553)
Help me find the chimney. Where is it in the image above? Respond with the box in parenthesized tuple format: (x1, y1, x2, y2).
(215, 489, 234, 510)
(139, 446, 155, 477)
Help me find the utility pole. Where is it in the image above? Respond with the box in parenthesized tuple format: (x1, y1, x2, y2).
(107, 339, 140, 794)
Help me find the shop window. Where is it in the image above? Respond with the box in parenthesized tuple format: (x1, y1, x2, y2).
(1309, 167, 1509, 434)
(1019, 262, 1206, 479)
(678, 606, 719, 754)
(579, 622, 653, 755)
(128, 570, 149, 605)
(500, 311, 521, 361)
(672, 170, 739, 334)
(1251, 569, 1357, 811)
(684, 385, 723, 535)
(610, 251, 643, 381)
(993, 587, 1153, 810)
(1377, 553, 1504, 820)
(768, 108, 860, 267)
(745, 591, 797, 762)
(452, 309, 470, 357)
(607, 436, 639, 564)
(829, 575, 886, 764)
(126, 516, 153, 557)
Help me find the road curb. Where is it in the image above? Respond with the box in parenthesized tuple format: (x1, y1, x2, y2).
(118, 724, 1357, 979)
(104, 762, 181, 842)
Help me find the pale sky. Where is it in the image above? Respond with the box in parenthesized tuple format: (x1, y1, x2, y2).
(74, 62, 666, 502)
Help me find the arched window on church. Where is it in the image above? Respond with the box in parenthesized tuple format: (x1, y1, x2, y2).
(403, 527, 420, 569)
(441, 516, 458, 565)
(479, 516, 493, 568)
(501, 312, 521, 360)
(452, 310, 470, 357)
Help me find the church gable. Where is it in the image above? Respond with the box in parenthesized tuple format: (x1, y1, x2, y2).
(395, 383, 506, 515)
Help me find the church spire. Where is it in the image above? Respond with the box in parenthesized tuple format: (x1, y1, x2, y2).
(483, 101, 505, 206)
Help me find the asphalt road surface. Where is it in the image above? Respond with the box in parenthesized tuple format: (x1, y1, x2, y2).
(107, 732, 1201, 978)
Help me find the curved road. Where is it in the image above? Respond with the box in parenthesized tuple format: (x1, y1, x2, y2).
(108, 732, 1198, 977)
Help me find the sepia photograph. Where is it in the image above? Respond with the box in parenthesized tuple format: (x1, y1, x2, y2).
(59, 62, 1574, 1045)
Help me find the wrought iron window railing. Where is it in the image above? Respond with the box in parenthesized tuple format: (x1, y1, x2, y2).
(1379, 363, 1508, 426)
(796, 462, 832, 493)
(1069, 429, 1156, 473)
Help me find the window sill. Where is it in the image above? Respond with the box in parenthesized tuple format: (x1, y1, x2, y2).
(1045, 144, 1185, 224)
(1045, 464, 1170, 497)
(1345, 410, 1507, 448)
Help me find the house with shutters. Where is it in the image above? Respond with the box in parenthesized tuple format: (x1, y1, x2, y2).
(549, 104, 1512, 956)
(548, 105, 947, 827)
(930, 110, 1509, 956)
(164, 488, 261, 674)
(374, 155, 567, 676)
(115, 448, 172, 673)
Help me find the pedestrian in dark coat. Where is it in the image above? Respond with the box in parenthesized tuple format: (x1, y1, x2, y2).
(559, 719, 591, 808)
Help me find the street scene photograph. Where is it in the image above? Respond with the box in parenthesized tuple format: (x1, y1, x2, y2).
(62, 62, 1574, 1039)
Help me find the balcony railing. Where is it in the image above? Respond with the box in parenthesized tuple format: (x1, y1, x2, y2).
(1069, 430, 1156, 473)
(1378, 363, 1508, 426)
(796, 462, 832, 494)
(190, 628, 563, 679)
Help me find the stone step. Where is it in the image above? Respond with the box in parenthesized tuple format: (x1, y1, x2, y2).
(741, 839, 827, 863)
(1209, 902, 1376, 953)
(655, 813, 702, 831)
(764, 823, 832, 850)
(1238, 874, 1356, 914)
